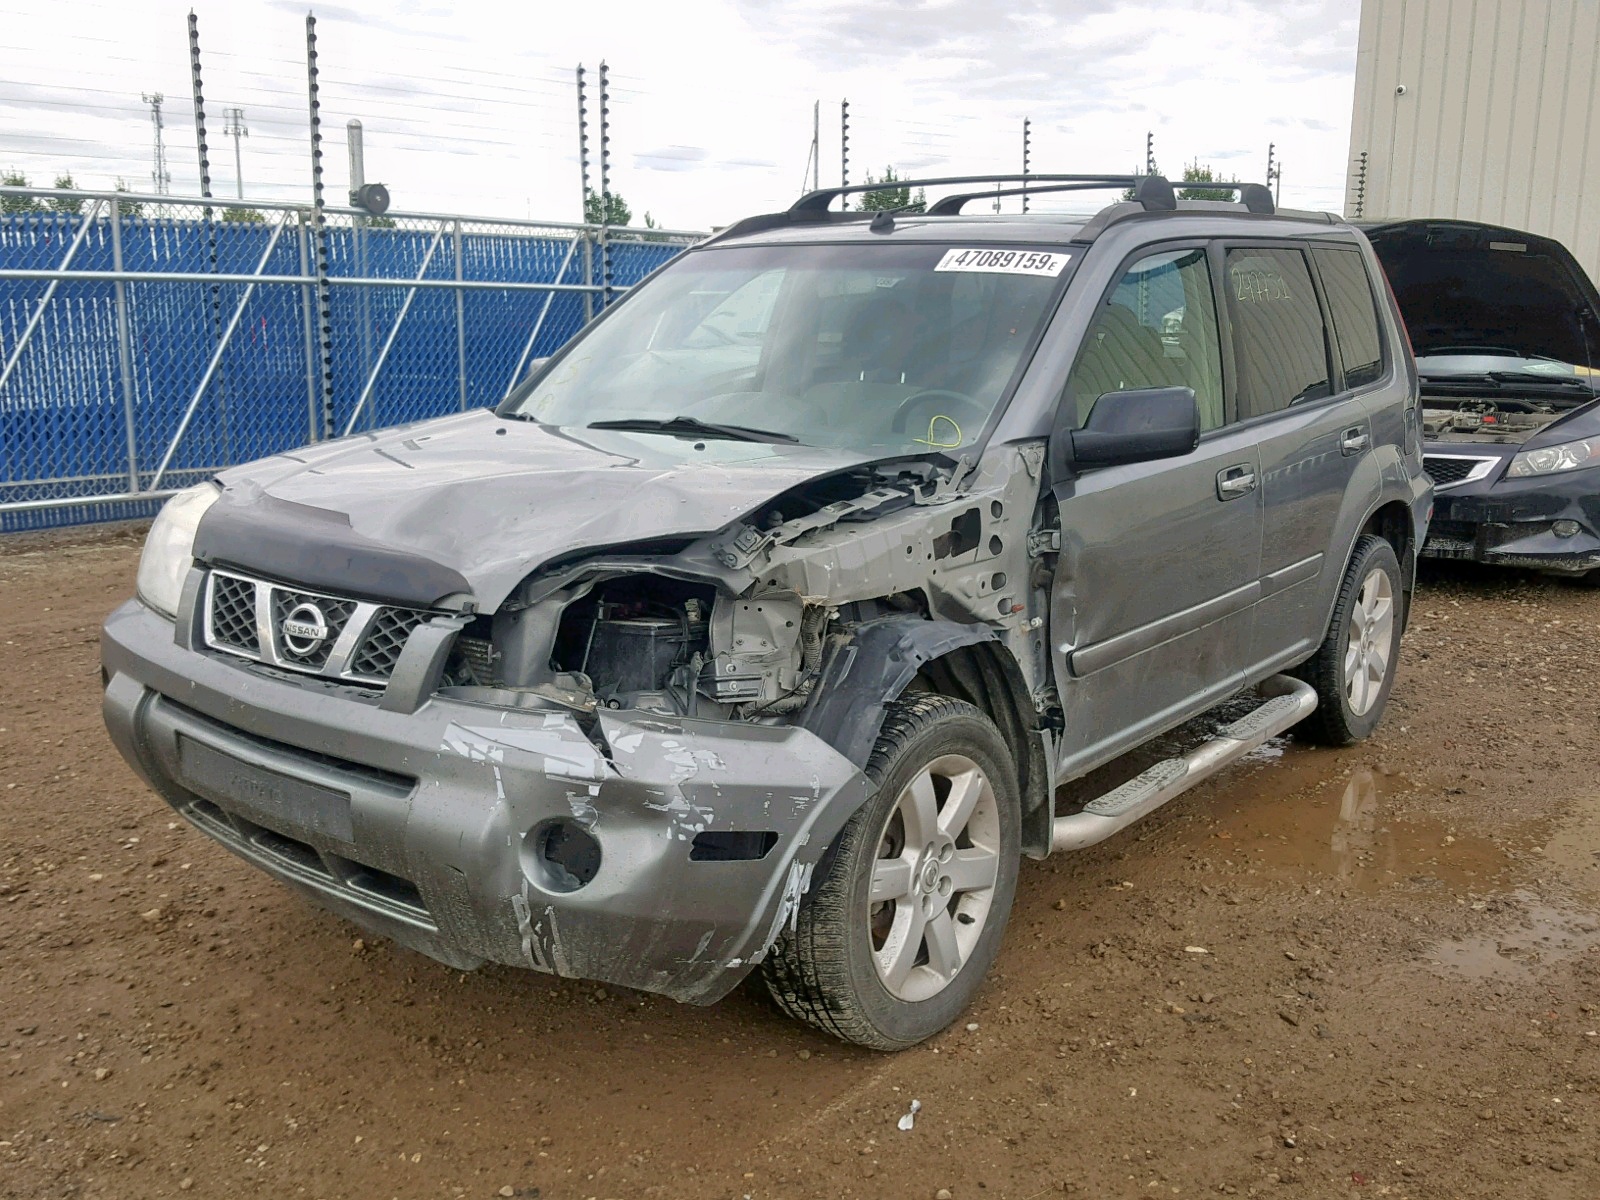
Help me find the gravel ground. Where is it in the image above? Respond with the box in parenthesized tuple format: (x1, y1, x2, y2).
(2, 528, 1598, 1199)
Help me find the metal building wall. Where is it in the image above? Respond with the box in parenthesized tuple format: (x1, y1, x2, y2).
(1347, 0, 1600, 281)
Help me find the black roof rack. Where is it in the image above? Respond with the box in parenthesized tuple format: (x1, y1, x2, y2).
(789, 173, 1157, 214)
(701, 173, 1285, 248)
(925, 177, 1161, 216)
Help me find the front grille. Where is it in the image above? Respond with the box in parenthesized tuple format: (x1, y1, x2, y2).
(348, 606, 430, 679)
(209, 573, 259, 653)
(271, 588, 357, 670)
(1424, 454, 1498, 489)
(204, 569, 440, 688)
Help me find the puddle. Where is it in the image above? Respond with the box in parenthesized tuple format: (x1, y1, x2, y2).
(1426, 891, 1600, 982)
(1198, 766, 1515, 893)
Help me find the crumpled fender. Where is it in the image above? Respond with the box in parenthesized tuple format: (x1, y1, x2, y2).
(797, 616, 1000, 768)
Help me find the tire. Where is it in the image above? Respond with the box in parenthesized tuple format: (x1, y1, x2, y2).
(1293, 534, 1404, 746)
(762, 693, 1021, 1050)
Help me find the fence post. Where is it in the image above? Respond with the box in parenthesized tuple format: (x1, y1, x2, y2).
(454, 218, 466, 411)
(582, 233, 594, 324)
(297, 212, 319, 442)
(110, 197, 140, 493)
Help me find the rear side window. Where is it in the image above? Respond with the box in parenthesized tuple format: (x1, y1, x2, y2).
(1313, 248, 1384, 389)
(1224, 248, 1332, 419)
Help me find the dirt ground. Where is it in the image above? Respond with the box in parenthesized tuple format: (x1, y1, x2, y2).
(2, 526, 1599, 1200)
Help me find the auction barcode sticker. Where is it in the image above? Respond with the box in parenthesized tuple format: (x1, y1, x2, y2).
(934, 248, 1071, 276)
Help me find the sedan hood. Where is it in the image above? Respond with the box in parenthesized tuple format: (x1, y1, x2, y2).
(194, 409, 875, 610)
(1363, 219, 1600, 367)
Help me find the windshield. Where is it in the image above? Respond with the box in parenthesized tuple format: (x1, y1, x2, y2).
(502, 242, 1073, 453)
(1415, 350, 1600, 402)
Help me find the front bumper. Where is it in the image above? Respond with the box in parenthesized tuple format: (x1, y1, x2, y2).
(1421, 455, 1600, 574)
(101, 600, 868, 1004)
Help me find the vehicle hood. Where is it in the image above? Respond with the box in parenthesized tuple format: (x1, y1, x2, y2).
(1363, 219, 1600, 367)
(193, 408, 876, 611)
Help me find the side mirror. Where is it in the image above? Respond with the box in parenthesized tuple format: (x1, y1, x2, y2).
(1060, 386, 1201, 470)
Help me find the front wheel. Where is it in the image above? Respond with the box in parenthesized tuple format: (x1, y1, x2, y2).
(1293, 534, 1403, 746)
(762, 694, 1020, 1050)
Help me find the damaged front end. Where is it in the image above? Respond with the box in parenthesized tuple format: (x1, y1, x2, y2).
(102, 442, 1052, 1003)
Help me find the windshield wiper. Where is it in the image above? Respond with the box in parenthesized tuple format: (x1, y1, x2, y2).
(586, 415, 800, 444)
(1485, 370, 1595, 391)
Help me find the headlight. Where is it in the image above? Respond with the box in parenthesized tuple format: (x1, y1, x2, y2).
(1506, 435, 1600, 479)
(136, 483, 220, 618)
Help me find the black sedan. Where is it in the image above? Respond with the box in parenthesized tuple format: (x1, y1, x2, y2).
(1365, 219, 1600, 584)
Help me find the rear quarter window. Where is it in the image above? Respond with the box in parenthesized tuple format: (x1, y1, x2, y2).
(1314, 248, 1385, 389)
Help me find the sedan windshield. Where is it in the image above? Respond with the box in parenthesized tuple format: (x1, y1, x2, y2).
(502, 242, 1072, 453)
(1416, 351, 1600, 404)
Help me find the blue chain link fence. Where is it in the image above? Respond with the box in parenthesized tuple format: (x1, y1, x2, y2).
(0, 190, 699, 533)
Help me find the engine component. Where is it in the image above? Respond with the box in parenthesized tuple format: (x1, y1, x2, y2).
(583, 616, 693, 695)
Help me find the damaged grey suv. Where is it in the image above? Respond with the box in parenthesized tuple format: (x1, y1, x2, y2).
(102, 174, 1431, 1049)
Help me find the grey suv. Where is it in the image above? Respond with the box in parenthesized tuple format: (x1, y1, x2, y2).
(102, 174, 1431, 1049)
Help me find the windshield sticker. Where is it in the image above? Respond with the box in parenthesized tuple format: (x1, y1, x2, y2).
(934, 248, 1071, 276)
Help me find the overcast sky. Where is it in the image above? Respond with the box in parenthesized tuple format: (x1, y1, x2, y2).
(0, 0, 1361, 229)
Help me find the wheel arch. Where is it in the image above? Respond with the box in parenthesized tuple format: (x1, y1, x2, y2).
(797, 616, 1052, 859)
(1358, 498, 1417, 627)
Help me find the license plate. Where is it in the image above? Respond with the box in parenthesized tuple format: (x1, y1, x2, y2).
(1422, 537, 1476, 560)
(177, 736, 354, 842)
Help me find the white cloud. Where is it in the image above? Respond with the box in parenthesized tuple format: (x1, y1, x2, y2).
(0, 0, 1359, 228)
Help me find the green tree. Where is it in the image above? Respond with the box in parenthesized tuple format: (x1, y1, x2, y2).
(584, 190, 632, 226)
(1, 169, 43, 214)
(1177, 161, 1239, 201)
(858, 166, 926, 213)
(221, 205, 266, 223)
(49, 174, 83, 214)
(114, 178, 144, 218)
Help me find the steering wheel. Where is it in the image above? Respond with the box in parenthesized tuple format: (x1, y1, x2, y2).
(888, 389, 987, 441)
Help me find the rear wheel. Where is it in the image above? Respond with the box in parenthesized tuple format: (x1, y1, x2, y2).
(762, 694, 1020, 1050)
(1294, 535, 1403, 746)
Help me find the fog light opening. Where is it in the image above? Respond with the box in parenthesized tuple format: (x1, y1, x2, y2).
(1553, 519, 1581, 539)
(522, 820, 602, 893)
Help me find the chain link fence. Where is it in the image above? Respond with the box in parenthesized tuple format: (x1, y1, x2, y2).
(0, 187, 701, 532)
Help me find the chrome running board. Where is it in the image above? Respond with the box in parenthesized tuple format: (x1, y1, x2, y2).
(1050, 674, 1317, 853)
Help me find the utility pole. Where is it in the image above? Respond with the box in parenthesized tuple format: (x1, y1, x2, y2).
(347, 118, 365, 198)
(1144, 130, 1155, 176)
(1021, 117, 1032, 214)
(224, 107, 248, 199)
(143, 92, 171, 194)
(813, 100, 820, 191)
(839, 98, 850, 210)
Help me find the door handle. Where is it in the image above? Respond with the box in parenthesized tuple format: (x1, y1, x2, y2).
(1216, 464, 1257, 499)
(1341, 427, 1370, 455)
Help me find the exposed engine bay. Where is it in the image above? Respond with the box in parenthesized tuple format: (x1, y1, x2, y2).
(435, 449, 1049, 728)
(1421, 398, 1570, 444)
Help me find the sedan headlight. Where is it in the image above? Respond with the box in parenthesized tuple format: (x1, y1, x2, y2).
(136, 483, 220, 618)
(1506, 435, 1600, 479)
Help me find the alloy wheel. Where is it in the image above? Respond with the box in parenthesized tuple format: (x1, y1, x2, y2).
(1343, 567, 1395, 716)
(867, 753, 1001, 1003)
